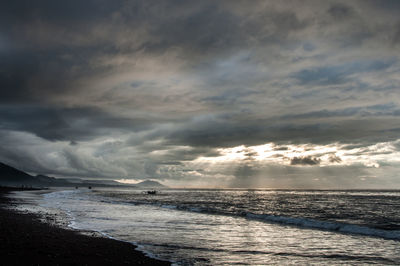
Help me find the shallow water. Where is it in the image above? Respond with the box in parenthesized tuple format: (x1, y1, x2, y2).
(11, 188, 400, 265)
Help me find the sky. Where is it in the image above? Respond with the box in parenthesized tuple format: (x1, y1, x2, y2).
(1, 0, 400, 188)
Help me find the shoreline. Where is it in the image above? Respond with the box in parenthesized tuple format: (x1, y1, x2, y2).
(0, 187, 170, 265)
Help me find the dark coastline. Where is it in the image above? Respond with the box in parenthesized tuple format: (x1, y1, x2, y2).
(0, 187, 170, 265)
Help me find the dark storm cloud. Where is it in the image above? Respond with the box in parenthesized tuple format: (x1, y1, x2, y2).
(1, 0, 397, 105)
(0, 0, 117, 23)
(0, 105, 152, 141)
(132, 1, 308, 57)
(0, 0, 311, 103)
(1, 0, 400, 185)
(145, 112, 400, 149)
(0, 1, 128, 103)
(1, 40, 104, 103)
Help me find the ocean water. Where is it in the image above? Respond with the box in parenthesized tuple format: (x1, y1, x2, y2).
(12, 188, 400, 265)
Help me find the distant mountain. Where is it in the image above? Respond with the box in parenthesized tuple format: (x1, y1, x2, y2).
(0, 162, 67, 187)
(79, 179, 123, 186)
(0, 162, 37, 185)
(0, 162, 136, 188)
(135, 180, 167, 188)
(0, 162, 76, 187)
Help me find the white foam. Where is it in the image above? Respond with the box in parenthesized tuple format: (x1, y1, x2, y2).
(245, 213, 400, 240)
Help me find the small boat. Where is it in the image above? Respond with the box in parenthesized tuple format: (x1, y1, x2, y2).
(143, 190, 157, 195)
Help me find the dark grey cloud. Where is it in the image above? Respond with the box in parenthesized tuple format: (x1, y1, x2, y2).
(274, 146, 289, 151)
(291, 59, 395, 86)
(290, 156, 321, 166)
(143, 113, 400, 149)
(0, 0, 117, 24)
(0, 105, 153, 141)
(328, 3, 355, 19)
(147, 147, 221, 164)
(282, 104, 400, 120)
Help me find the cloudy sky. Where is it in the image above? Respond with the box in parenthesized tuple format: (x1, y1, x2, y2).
(1, 0, 400, 188)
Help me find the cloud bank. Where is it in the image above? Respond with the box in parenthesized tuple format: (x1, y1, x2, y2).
(1, 0, 400, 188)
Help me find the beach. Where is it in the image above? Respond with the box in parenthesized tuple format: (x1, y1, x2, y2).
(0, 187, 170, 266)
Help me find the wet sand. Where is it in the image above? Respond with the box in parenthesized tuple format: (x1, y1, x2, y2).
(0, 187, 170, 265)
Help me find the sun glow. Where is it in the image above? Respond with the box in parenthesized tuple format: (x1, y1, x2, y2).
(195, 140, 400, 168)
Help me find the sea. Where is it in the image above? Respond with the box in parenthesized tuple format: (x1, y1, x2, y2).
(9, 188, 400, 265)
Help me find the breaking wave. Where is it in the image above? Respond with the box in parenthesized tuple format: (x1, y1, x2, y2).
(136, 201, 400, 241)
